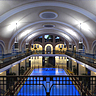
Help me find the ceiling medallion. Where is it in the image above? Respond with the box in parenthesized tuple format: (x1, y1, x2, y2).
(43, 24, 55, 28)
(39, 10, 58, 19)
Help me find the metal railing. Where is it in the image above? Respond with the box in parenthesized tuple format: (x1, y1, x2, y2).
(0, 50, 96, 69)
(65, 50, 96, 68)
(0, 50, 32, 69)
(0, 75, 96, 96)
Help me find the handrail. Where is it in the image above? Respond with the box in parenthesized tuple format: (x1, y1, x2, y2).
(0, 51, 32, 69)
(0, 50, 96, 61)
(0, 75, 95, 96)
(5, 68, 32, 96)
(65, 50, 96, 68)
(0, 50, 96, 69)
(65, 69, 92, 96)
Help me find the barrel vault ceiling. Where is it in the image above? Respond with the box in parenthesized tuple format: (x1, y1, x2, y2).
(0, 0, 96, 52)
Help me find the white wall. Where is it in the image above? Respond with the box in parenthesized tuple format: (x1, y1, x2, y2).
(20, 60, 25, 69)
(79, 64, 86, 75)
(11, 64, 18, 75)
(31, 56, 42, 67)
(91, 71, 96, 76)
(55, 56, 67, 67)
(72, 60, 77, 72)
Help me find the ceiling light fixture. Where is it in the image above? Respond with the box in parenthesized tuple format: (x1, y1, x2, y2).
(69, 42, 72, 49)
(14, 23, 19, 50)
(43, 24, 55, 28)
(79, 23, 83, 50)
(64, 41, 66, 48)
(39, 10, 58, 19)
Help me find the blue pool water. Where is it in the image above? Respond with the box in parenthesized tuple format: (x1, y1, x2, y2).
(17, 68, 80, 96)
(30, 68, 67, 76)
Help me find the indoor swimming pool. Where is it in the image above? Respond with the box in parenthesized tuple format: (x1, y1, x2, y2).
(17, 68, 80, 96)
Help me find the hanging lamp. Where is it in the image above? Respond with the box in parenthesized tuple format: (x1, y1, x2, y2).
(69, 43, 72, 49)
(26, 42, 29, 49)
(79, 23, 83, 50)
(31, 41, 34, 48)
(14, 23, 18, 50)
(64, 41, 66, 48)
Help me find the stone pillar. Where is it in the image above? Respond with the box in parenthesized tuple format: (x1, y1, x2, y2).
(79, 64, 86, 75)
(20, 60, 25, 70)
(25, 59, 29, 70)
(42, 35, 45, 44)
(69, 59, 72, 71)
(53, 46, 55, 54)
(42, 57, 45, 66)
(72, 60, 77, 74)
(29, 57, 31, 67)
(25, 59, 27, 70)
(53, 35, 55, 44)
(53, 57, 55, 66)
(18, 63, 20, 75)
(42, 46, 45, 54)
(77, 63, 79, 75)
(85, 68, 91, 90)
(67, 58, 69, 69)
(11, 64, 18, 75)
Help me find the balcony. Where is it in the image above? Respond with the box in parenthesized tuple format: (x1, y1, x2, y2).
(0, 75, 95, 96)
(0, 50, 96, 69)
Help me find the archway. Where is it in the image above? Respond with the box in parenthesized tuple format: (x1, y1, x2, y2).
(46, 46, 51, 54)
(45, 44, 53, 54)
(55, 44, 67, 53)
(31, 44, 42, 54)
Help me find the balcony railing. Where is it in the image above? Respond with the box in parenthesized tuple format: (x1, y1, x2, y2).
(65, 50, 96, 68)
(0, 50, 96, 69)
(0, 50, 32, 69)
(0, 75, 96, 96)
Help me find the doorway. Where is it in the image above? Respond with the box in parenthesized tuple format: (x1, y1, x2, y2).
(46, 46, 51, 54)
(43, 57, 55, 66)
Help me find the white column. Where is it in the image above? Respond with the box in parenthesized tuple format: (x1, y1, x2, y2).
(11, 64, 18, 75)
(79, 64, 86, 75)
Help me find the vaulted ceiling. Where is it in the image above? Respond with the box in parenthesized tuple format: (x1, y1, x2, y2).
(0, 0, 96, 52)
